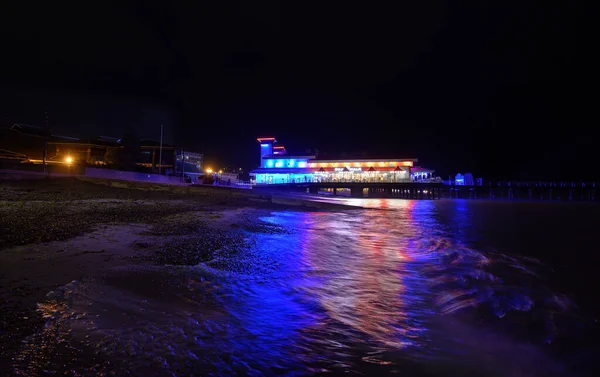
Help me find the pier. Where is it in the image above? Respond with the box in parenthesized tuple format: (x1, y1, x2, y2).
(254, 181, 599, 202)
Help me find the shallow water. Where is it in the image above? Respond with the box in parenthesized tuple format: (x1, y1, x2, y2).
(14, 199, 600, 376)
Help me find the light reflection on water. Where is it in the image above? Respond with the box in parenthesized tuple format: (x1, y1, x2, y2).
(14, 199, 595, 376)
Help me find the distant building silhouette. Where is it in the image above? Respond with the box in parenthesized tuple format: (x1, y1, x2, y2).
(464, 173, 474, 186)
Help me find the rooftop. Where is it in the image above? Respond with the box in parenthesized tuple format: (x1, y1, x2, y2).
(47, 136, 119, 147)
(309, 158, 418, 163)
(10, 124, 51, 138)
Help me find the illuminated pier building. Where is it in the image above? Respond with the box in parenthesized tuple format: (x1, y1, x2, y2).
(250, 137, 435, 184)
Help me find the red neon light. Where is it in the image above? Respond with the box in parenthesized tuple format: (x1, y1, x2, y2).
(257, 137, 276, 142)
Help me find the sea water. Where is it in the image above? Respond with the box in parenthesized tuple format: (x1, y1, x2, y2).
(14, 199, 600, 376)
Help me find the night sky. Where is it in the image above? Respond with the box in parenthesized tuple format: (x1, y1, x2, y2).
(0, 2, 592, 180)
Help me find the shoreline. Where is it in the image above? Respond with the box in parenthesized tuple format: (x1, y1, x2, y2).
(0, 177, 355, 373)
(2, 178, 599, 375)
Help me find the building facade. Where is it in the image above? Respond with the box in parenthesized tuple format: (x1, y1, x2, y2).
(176, 151, 203, 169)
(0, 124, 192, 173)
(250, 137, 436, 184)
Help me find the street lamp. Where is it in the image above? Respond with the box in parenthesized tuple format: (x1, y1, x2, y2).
(65, 156, 73, 175)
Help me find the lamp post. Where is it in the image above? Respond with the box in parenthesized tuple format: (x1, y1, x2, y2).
(181, 148, 185, 183)
(43, 140, 47, 173)
(43, 111, 49, 173)
(158, 124, 163, 174)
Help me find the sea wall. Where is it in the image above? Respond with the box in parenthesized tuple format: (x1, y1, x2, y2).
(84, 167, 183, 185)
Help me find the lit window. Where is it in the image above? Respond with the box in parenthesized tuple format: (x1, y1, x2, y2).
(275, 160, 283, 168)
(267, 160, 274, 168)
(298, 161, 307, 168)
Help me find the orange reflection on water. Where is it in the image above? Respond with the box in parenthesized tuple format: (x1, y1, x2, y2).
(298, 202, 426, 350)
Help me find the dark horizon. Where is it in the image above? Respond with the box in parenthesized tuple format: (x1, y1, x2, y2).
(0, 2, 593, 180)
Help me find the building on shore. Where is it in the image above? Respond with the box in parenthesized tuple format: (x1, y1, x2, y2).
(249, 137, 437, 184)
(138, 139, 179, 171)
(176, 151, 203, 169)
(0, 124, 51, 161)
(47, 136, 120, 165)
(0, 123, 204, 174)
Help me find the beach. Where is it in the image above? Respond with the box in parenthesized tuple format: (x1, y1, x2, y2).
(2, 178, 599, 376)
(0, 177, 306, 374)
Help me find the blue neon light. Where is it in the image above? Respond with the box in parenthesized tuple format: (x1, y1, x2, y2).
(267, 160, 274, 168)
(261, 144, 269, 147)
(275, 160, 284, 168)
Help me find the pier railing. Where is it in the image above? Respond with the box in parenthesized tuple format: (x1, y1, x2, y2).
(302, 177, 442, 184)
(254, 180, 599, 201)
(482, 181, 597, 188)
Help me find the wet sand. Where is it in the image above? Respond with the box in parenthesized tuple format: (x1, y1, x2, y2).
(0, 178, 300, 373)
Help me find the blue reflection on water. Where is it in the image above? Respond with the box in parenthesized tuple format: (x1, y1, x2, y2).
(19, 199, 588, 376)
(242, 199, 572, 374)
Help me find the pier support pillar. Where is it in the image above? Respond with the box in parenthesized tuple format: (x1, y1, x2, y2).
(350, 187, 363, 198)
